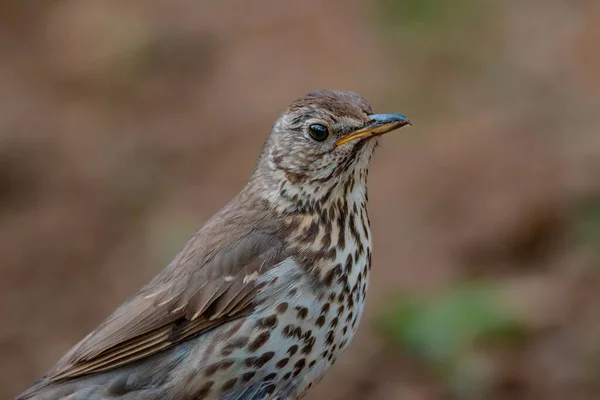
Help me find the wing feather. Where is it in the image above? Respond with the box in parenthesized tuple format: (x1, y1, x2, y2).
(38, 214, 287, 386)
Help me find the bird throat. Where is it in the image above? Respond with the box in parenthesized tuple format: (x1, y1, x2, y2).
(278, 163, 372, 291)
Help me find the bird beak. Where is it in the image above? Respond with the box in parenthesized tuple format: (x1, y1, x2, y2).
(336, 114, 412, 147)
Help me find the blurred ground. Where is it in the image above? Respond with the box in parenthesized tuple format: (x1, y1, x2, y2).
(1, 1, 600, 399)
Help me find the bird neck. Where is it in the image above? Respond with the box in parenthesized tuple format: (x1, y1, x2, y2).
(247, 164, 371, 290)
(255, 164, 369, 215)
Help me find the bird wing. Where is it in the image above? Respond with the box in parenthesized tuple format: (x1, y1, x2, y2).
(37, 203, 289, 385)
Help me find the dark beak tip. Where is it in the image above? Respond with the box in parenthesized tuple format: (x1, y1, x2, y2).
(393, 116, 411, 129)
(395, 115, 412, 127)
(369, 113, 412, 127)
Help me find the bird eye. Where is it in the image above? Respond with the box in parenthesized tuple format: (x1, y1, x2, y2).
(308, 124, 329, 142)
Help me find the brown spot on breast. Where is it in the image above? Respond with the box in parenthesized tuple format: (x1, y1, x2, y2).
(248, 332, 270, 352)
(276, 302, 289, 314)
(315, 315, 326, 328)
(241, 371, 256, 382)
(302, 329, 313, 341)
(264, 373, 278, 381)
(325, 330, 334, 345)
(328, 206, 336, 223)
(347, 295, 355, 309)
(244, 357, 258, 367)
(258, 351, 275, 365)
(220, 359, 235, 370)
(344, 175, 355, 197)
(204, 363, 220, 377)
(321, 231, 332, 248)
(323, 264, 342, 287)
(221, 378, 238, 392)
(337, 216, 346, 249)
(320, 182, 337, 205)
(344, 253, 353, 274)
(288, 344, 299, 356)
(282, 324, 295, 337)
(301, 220, 319, 241)
(355, 244, 364, 260)
(282, 325, 303, 340)
(302, 336, 316, 355)
(346, 311, 354, 323)
(296, 306, 309, 320)
(348, 214, 360, 243)
(265, 384, 276, 395)
(256, 315, 278, 330)
(292, 326, 303, 339)
(221, 337, 250, 356)
(293, 359, 306, 377)
(324, 247, 337, 260)
(276, 357, 290, 368)
(196, 381, 214, 400)
(245, 351, 275, 368)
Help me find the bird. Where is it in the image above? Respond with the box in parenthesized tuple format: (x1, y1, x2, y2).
(16, 90, 411, 400)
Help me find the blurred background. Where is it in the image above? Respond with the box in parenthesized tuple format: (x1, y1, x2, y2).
(1, 0, 600, 399)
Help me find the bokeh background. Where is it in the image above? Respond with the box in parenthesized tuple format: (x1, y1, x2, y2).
(2, 0, 600, 399)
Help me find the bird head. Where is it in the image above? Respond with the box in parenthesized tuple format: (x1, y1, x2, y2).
(253, 90, 411, 210)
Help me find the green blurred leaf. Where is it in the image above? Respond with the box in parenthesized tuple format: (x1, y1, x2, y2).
(378, 282, 530, 397)
(572, 201, 600, 245)
(378, 282, 528, 370)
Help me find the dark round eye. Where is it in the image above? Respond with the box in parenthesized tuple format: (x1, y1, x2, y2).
(308, 124, 329, 141)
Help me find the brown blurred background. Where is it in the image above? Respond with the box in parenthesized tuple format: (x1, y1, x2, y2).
(2, 0, 600, 399)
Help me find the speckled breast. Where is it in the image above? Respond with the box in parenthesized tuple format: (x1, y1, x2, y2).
(190, 253, 371, 400)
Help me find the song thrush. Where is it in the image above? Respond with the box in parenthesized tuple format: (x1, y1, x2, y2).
(17, 90, 410, 400)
